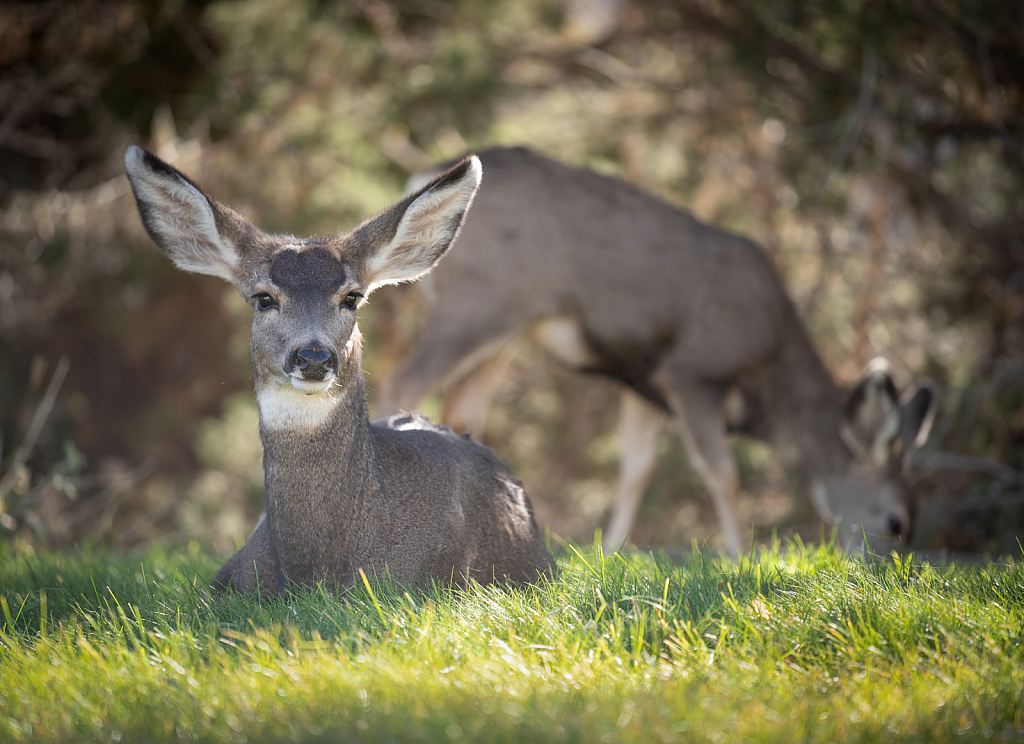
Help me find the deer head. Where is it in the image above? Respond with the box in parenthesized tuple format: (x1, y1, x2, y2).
(124, 146, 481, 429)
(820, 358, 937, 553)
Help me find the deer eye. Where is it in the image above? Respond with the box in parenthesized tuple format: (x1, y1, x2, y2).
(253, 292, 277, 311)
(342, 292, 362, 310)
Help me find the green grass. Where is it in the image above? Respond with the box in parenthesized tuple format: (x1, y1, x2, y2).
(1, 540, 1023, 742)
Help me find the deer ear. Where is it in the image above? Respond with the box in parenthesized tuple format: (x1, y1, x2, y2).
(899, 379, 936, 457)
(841, 357, 901, 466)
(124, 146, 246, 283)
(359, 155, 482, 292)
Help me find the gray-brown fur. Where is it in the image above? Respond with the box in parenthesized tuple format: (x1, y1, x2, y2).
(214, 405, 553, 594)
(124, 146, 556, 595)
(379, 147, 936, 556)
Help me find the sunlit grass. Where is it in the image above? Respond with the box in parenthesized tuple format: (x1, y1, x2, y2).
(1, 540, 1022, 742)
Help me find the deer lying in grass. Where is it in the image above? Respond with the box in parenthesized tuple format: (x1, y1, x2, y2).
(378, 147, 937, 557)
(124, 146, 556, 595)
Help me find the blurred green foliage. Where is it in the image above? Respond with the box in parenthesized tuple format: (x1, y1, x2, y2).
(0, 0, 1021, 551)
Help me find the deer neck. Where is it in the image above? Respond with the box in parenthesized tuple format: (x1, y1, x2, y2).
(255, 336, 376, 584)
(756, 317, 852, 483)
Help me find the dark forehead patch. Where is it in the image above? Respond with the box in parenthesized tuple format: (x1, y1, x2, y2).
(269, 245, 347, 293)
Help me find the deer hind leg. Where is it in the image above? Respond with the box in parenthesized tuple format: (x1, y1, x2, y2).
(375, 313, 516, 420)
(603, 388, 667, 552)
(657, 377, 745, 557)
(441, 345, 516, 438)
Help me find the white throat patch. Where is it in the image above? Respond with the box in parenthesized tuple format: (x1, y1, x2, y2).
(257, 382, 344, 431)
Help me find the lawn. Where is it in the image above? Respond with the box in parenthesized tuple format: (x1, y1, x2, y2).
(0, 539, 1022, 743)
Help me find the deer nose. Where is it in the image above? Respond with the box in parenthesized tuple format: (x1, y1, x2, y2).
(293, 347, 336, 380)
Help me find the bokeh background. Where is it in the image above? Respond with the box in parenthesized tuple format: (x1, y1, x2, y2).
(1, 0, 1022, 556)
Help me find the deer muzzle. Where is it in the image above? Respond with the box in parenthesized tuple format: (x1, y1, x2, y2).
(286, 345, 338, 394)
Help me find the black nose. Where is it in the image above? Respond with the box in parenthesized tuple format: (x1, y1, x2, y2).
(293, 347, 336, 380)
(887, 516, 902, 537)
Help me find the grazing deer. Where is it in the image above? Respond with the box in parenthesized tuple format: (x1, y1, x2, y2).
(377, 147, 937, 557)
(124, 146, 556, 595)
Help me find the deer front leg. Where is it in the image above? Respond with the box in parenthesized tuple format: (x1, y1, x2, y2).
(440, 347, 515, 438)
(603, 388, 666, 552)
(211, 513, 285, 596)
(656, 374, 745, 557)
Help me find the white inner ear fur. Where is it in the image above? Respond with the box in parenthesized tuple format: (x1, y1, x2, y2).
(366, 156, 482, 290)
(256, 383, 346, 431)
(125, 147, 240, 282)
(861, 376, 900, 466)
(870, 401, 901, 465)
(841, 368, 901, 467)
